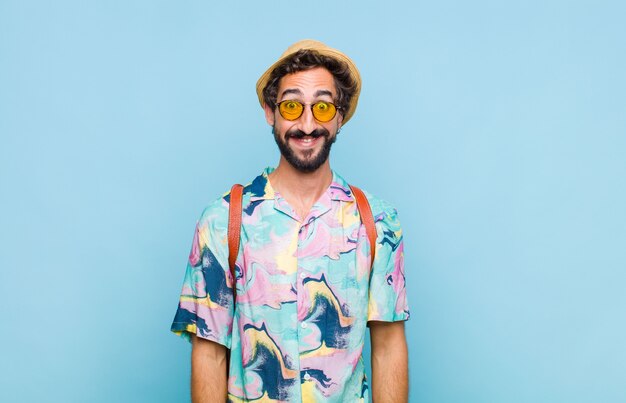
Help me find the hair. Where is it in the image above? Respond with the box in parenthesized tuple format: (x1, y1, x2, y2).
(262, 49, 357, 116)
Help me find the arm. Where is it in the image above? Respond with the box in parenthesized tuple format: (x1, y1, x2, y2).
(369, 321, 409, 403)
(191, 335, 228, 403)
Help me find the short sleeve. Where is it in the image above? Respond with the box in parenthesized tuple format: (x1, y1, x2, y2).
(170, 204, 234, 348)
(367, 205, 410, 323)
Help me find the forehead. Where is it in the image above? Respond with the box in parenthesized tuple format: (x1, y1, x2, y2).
(277, 67, 336, 99)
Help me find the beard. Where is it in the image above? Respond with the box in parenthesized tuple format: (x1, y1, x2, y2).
(273, 126, 337, 173)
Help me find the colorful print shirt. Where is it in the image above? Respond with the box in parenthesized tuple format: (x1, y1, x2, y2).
(171, 168, 409, 402)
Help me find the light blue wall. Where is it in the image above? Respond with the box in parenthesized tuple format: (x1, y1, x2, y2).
(1, 1, 625, 402)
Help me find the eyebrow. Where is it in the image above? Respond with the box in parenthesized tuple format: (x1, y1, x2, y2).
(280, 88, 303, 98)
(279, 88, 335, 99)
(314, 90, 333, 98)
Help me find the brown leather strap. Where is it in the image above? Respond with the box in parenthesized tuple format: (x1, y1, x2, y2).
(350, 185, 377, 268)
(227, 184, 244, 295)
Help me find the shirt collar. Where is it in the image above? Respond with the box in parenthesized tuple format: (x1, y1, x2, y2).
(247, 167, 354, 202)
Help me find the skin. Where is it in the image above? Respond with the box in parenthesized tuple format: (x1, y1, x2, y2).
(191, 67, 409, 402)
(370, 321, 409, 403)
(264, 67, 343, 220)
(191, 335, 228, 402)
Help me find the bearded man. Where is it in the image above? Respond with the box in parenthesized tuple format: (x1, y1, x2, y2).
(171, 39, 410, 403)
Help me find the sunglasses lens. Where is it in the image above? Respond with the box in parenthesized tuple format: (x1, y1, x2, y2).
(279, 101, 303, 120)
(312, 102, 336, 122)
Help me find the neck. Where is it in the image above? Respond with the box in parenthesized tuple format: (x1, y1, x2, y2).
(268, 158, 333, 219)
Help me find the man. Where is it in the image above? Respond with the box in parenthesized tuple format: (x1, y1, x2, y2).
(171, 39, 409, 402)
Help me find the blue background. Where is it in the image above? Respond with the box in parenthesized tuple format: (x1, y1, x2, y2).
(1, 1, 625, 402)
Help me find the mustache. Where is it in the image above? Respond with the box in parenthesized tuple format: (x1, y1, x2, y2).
(286, 128, 329, 139)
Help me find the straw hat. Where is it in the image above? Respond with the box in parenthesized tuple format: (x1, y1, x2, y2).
(255, 39, 362, 124)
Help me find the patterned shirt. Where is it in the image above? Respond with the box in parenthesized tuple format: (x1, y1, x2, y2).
(171, 168, 409, 402)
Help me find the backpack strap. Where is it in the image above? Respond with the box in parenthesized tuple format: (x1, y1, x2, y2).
(349, 185, 377, 268)
(227, 184, 244, 297)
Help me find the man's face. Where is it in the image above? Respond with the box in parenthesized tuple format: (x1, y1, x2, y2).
(264, 67, 343, 173)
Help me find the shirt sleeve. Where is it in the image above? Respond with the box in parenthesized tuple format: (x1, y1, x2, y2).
(367, 205, 410, 323)
(170, 204, 234, 348)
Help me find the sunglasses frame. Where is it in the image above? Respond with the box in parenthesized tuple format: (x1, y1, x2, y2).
(276, 99, 341, 123)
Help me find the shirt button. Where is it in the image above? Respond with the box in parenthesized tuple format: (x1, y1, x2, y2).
(301, 322, 308, 329)
(303, 372, 311, 380)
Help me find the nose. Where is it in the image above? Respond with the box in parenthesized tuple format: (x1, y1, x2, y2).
(297, 105, 317, 134)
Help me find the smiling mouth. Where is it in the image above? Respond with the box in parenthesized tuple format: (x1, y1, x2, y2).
(289, 135, 321, 147)
(289, 132, 323, 140)
(286, 128, 328, 141)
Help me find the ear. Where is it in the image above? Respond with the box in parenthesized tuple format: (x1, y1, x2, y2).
(263, 103, 275, 126)
(337, 113, 344, 132)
